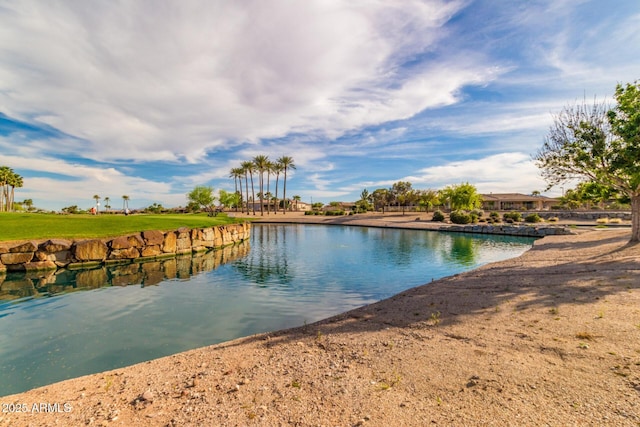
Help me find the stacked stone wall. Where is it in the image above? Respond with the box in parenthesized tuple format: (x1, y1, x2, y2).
(0, 223, 250, 274)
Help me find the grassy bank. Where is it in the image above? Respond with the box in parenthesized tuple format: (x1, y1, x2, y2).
(0, 212, 244, 242)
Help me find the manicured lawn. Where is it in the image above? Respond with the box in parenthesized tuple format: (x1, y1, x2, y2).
(0, 212, 246, 242)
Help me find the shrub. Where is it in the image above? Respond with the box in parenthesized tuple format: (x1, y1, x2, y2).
(609, 218, 622, 224)
(524, 213, 542, 223)
(324, 210, 345, 216)
(450, 210, 472, 224)
(432, 210, 445, 222)
(596, 217, 609, 224)
(548, 216, 559, 222)
(489, 211, 500, 220)
(503, 211, 522, 222)
(470, 209, 484, 218)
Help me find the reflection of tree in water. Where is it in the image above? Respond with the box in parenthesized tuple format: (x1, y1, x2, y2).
(441, 234, 479, 266)
(232, 225, 293, 287)
(369, 228, 446, 267)
(0, 242, 250, 302)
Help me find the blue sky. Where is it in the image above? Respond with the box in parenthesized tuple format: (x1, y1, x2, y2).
(1, 0, 639, 211)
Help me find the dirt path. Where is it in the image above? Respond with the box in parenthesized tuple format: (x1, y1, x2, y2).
(1, 225, 639, 426)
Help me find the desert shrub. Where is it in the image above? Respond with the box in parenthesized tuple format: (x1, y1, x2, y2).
(432, 210, 445, 222)
(489, 211, 500, 220)
(596, 217, 609, 224)
(609, 218, 622, 224)
(470, 209, 484, 218)
(524, 213, 542, 223)
(324, 210, 344, 216)
(450, 210, 472, 224)
(548, 216, 559, 222)
(503, 211, 522, 222)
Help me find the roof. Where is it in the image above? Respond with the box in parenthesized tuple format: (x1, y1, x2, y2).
(481, 193, 559, 202)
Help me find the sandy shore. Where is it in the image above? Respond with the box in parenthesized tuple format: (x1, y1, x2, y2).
(1, 215, 639, 426)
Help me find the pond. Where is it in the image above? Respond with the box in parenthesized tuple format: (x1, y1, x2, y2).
(0, 224, 535, 396)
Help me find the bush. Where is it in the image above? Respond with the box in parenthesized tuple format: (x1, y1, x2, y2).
(324, 210, 345, 216)
(432, 210, 445, 222)
(524, 213, 542, 223)
(450, 210, 472, 224)
(489, 211, 500, 220)
(470, 209, 484, 218)
(503, 211, 522, 222)
(548, 216, 559, 222)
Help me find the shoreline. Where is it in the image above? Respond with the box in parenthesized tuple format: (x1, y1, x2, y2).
(1, 218, 639, 426)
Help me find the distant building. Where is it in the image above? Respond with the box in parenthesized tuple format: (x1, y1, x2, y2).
(481, 193, 559, 211)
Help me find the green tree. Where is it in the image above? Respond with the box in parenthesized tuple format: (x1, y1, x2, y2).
(292, 194, 301, 211)
(104, 196, 111, 212)
(371, 188, 390, 213)
(272, 162, 284, 214)
(218, 189, 241, 211)
(440, 182, 482, 211)
(122, 195, 130, 212)
(534, 81, 640, 241)
(417, 189, 440, 212)
(187, 186, 216, 216)
(390, 181, 413, 214)
(277, 156, 295, 214)
(252, 155, 269, 216)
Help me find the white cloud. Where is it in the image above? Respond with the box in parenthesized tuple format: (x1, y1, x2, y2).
(0, 0, 498, 163)
(406, 152, 550, 194)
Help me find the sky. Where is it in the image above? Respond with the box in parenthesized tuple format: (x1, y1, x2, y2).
(1, 0, 639, 211)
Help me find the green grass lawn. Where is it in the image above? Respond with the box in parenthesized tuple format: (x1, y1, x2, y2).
(0, 212, 247, 242)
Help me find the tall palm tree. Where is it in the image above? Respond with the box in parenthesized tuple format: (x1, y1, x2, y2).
(293, 195, 302, 211)
(9, 173, 23, 212)
(230, 167, 244, 213)
(0, 166, 12, 212)
(265, 161, 275, 214)
(241, 161, 256, 215)
(253, 155, 269, 216)
(277, 156, 295, 214)
(272, 161, 283, 214)
(122, 195, 130, 212)
(104, 196, 111, 213)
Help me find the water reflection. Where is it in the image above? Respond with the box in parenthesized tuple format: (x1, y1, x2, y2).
(0, 241, 250, 303)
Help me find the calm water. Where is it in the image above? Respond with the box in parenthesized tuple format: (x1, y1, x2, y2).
(0, 224, 534, 396)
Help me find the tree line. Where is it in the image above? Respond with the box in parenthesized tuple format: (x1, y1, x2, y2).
(354, 181, 482, 214)
(229, 155, 296, 216)
(188, 155, 297, 216)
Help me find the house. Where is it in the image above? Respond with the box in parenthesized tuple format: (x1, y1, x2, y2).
(481, 193, 560, 211)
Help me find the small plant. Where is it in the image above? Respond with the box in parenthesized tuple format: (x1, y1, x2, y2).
(450, 210, 472, 224)
(525, 213, 542, 223)
(549, 307, 559, 315)
(548, 216, 559, 222)
(578, 342, 589, 349)
(489, 211, 500, 220)
(430, 311, 441, 325)
(432, 210, 445, 222)
(290, 380, 301, 388)
(503, 211, 522, 222)
(609, 218, 622, 224)
(596, 217, 609, 224)
(575, 331, 595, 341)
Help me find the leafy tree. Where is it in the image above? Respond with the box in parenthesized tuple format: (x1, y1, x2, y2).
(440, 182, 482, 211)
(218, 189, 241, 210)
(390, 181, 413, 214)
(0, 166, 23, 212)
(371, 188, 391, 212)
(187, 186, 216, 216)
(534, 81, 640, 241)
(417, 189, 440, 212)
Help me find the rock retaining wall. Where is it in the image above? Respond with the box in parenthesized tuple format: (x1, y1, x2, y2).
(0, 223, 251, 274)
(443, 224, 574, 237)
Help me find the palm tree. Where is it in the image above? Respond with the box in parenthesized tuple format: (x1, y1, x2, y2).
(92, 194, 100, 214)
(253, 155, 269, 216)
(293, 195, 301, 211)
(104, 196, 111, 213)
(9, 173, 23, 212)
(230, 167, 244, 212)
(265, 161, 274, 214)
(241, 161, 256, 215)
(0, 166, 12, 211)
(277, 156, 295, 213)
(272, 161, 283, 214)
(122, 195, 130, 213)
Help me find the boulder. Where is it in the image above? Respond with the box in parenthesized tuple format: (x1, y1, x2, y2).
(162, 232, 177, 253)
(1, 252, 34, 265)
(39, 239, 72, 253)
(24, 260, 57, 272)
(142, 230, 164, 246)
(109, 247, 140, 260)
(10, 241, 38, 253)
(141, 245, 162, 257)
(72, 239, 108, 261)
